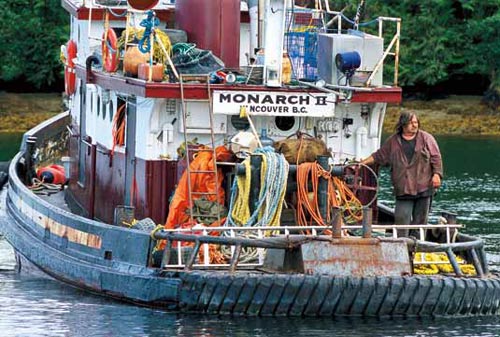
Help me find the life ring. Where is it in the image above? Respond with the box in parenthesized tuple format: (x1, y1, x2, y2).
(102, 28, 119, 73)
(64, 40, 77, 95)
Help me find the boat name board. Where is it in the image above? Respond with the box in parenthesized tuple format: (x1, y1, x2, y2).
(212, 91, 336, 117)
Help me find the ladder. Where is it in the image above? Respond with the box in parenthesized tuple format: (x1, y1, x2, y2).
(179, 74, 221, 225)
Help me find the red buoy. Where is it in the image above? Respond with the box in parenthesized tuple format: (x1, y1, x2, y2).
(37, 165, 66, 185)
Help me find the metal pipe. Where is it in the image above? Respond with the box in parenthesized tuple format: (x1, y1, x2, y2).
(257, 0, 265, 49)
(249, 155, 262, 214)
(362, 207, 372, 238)
(479, 246, 490, 275)
(230, 245, 242, 272)
(237, 163, 344, 177)
(184, 241, 201, 270)
(89, 144, 97, 219)
(446, 248, 463, 277)
(331, 208, 342, 238)
(317, 155, 329, 222)
(161, 239, 173, 267)
(24, 136, 37, 184)
(470, 248, 484, 277)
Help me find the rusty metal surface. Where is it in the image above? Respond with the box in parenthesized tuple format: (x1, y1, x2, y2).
(301, 238, 411, 277)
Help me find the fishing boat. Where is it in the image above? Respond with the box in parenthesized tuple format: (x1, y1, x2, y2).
(1, 0, 500, 317)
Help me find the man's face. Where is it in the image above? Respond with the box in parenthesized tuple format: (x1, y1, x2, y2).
(403, 115, 419, 135)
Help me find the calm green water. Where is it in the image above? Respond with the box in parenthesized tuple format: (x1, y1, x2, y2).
(0, 132, 22, 162)
(1, 134, 500, 336)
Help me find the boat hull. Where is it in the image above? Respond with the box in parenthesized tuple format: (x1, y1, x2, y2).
(3, 180, 500, 317)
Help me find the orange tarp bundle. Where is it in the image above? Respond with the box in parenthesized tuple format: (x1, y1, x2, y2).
(165, 146, 233, 229)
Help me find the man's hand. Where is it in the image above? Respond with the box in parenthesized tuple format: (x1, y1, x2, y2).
(432, 173, 441, 189)
(360, 155, 375, 166)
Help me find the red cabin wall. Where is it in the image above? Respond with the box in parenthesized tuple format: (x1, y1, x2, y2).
(134, 159, 178, 225)
(175, 0, 241, 68)
(93, 150, 126, 223)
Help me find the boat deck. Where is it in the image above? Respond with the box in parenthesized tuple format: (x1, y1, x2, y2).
(35, 188, 72, 213)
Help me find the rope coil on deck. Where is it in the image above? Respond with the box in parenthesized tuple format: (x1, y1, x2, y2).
(226, 147, 289, 229)
(413, 252, 476, 275)
(296, 162, 363, 228)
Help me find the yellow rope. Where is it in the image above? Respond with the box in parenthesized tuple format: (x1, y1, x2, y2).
(229, 152, 286, 233)
(413, 252, 476, 275)
(117, 27, 172, 65)
(230, 159, 252, 226)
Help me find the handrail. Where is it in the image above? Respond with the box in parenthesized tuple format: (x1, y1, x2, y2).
(151, 222, 488, 278)
(153, 229, 487, 278)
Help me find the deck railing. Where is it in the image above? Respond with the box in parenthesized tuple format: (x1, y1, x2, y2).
(151, 222, 488, 278)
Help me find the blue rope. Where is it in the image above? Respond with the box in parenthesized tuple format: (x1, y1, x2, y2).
(226, 147, 289, 227)
(138, 10, 159, 54)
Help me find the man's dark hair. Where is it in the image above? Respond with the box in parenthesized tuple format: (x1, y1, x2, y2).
(396, 111, 419, 134)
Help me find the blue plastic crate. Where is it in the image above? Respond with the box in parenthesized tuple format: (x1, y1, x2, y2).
(285, 31, 318, 81)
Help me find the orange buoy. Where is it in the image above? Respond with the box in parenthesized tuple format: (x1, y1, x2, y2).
(127, 0, 159, 10)
(123, 46, 149, 76)
(36, 165, 66, 185)
(64, 40, 77, 95)
(102, 28, 119, 73)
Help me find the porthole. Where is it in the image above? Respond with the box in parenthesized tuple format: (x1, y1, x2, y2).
(230, 115, 250, 131)
(275, 116, 295, 131)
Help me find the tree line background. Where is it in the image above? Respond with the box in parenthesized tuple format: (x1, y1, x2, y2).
(0, 0, 499, 108)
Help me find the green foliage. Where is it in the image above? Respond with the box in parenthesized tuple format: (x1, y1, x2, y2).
(0, 0, 69, 89)
(1, 0, 500, 95)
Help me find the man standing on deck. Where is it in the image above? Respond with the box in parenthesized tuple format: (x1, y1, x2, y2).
(361, 111, 443, 237)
